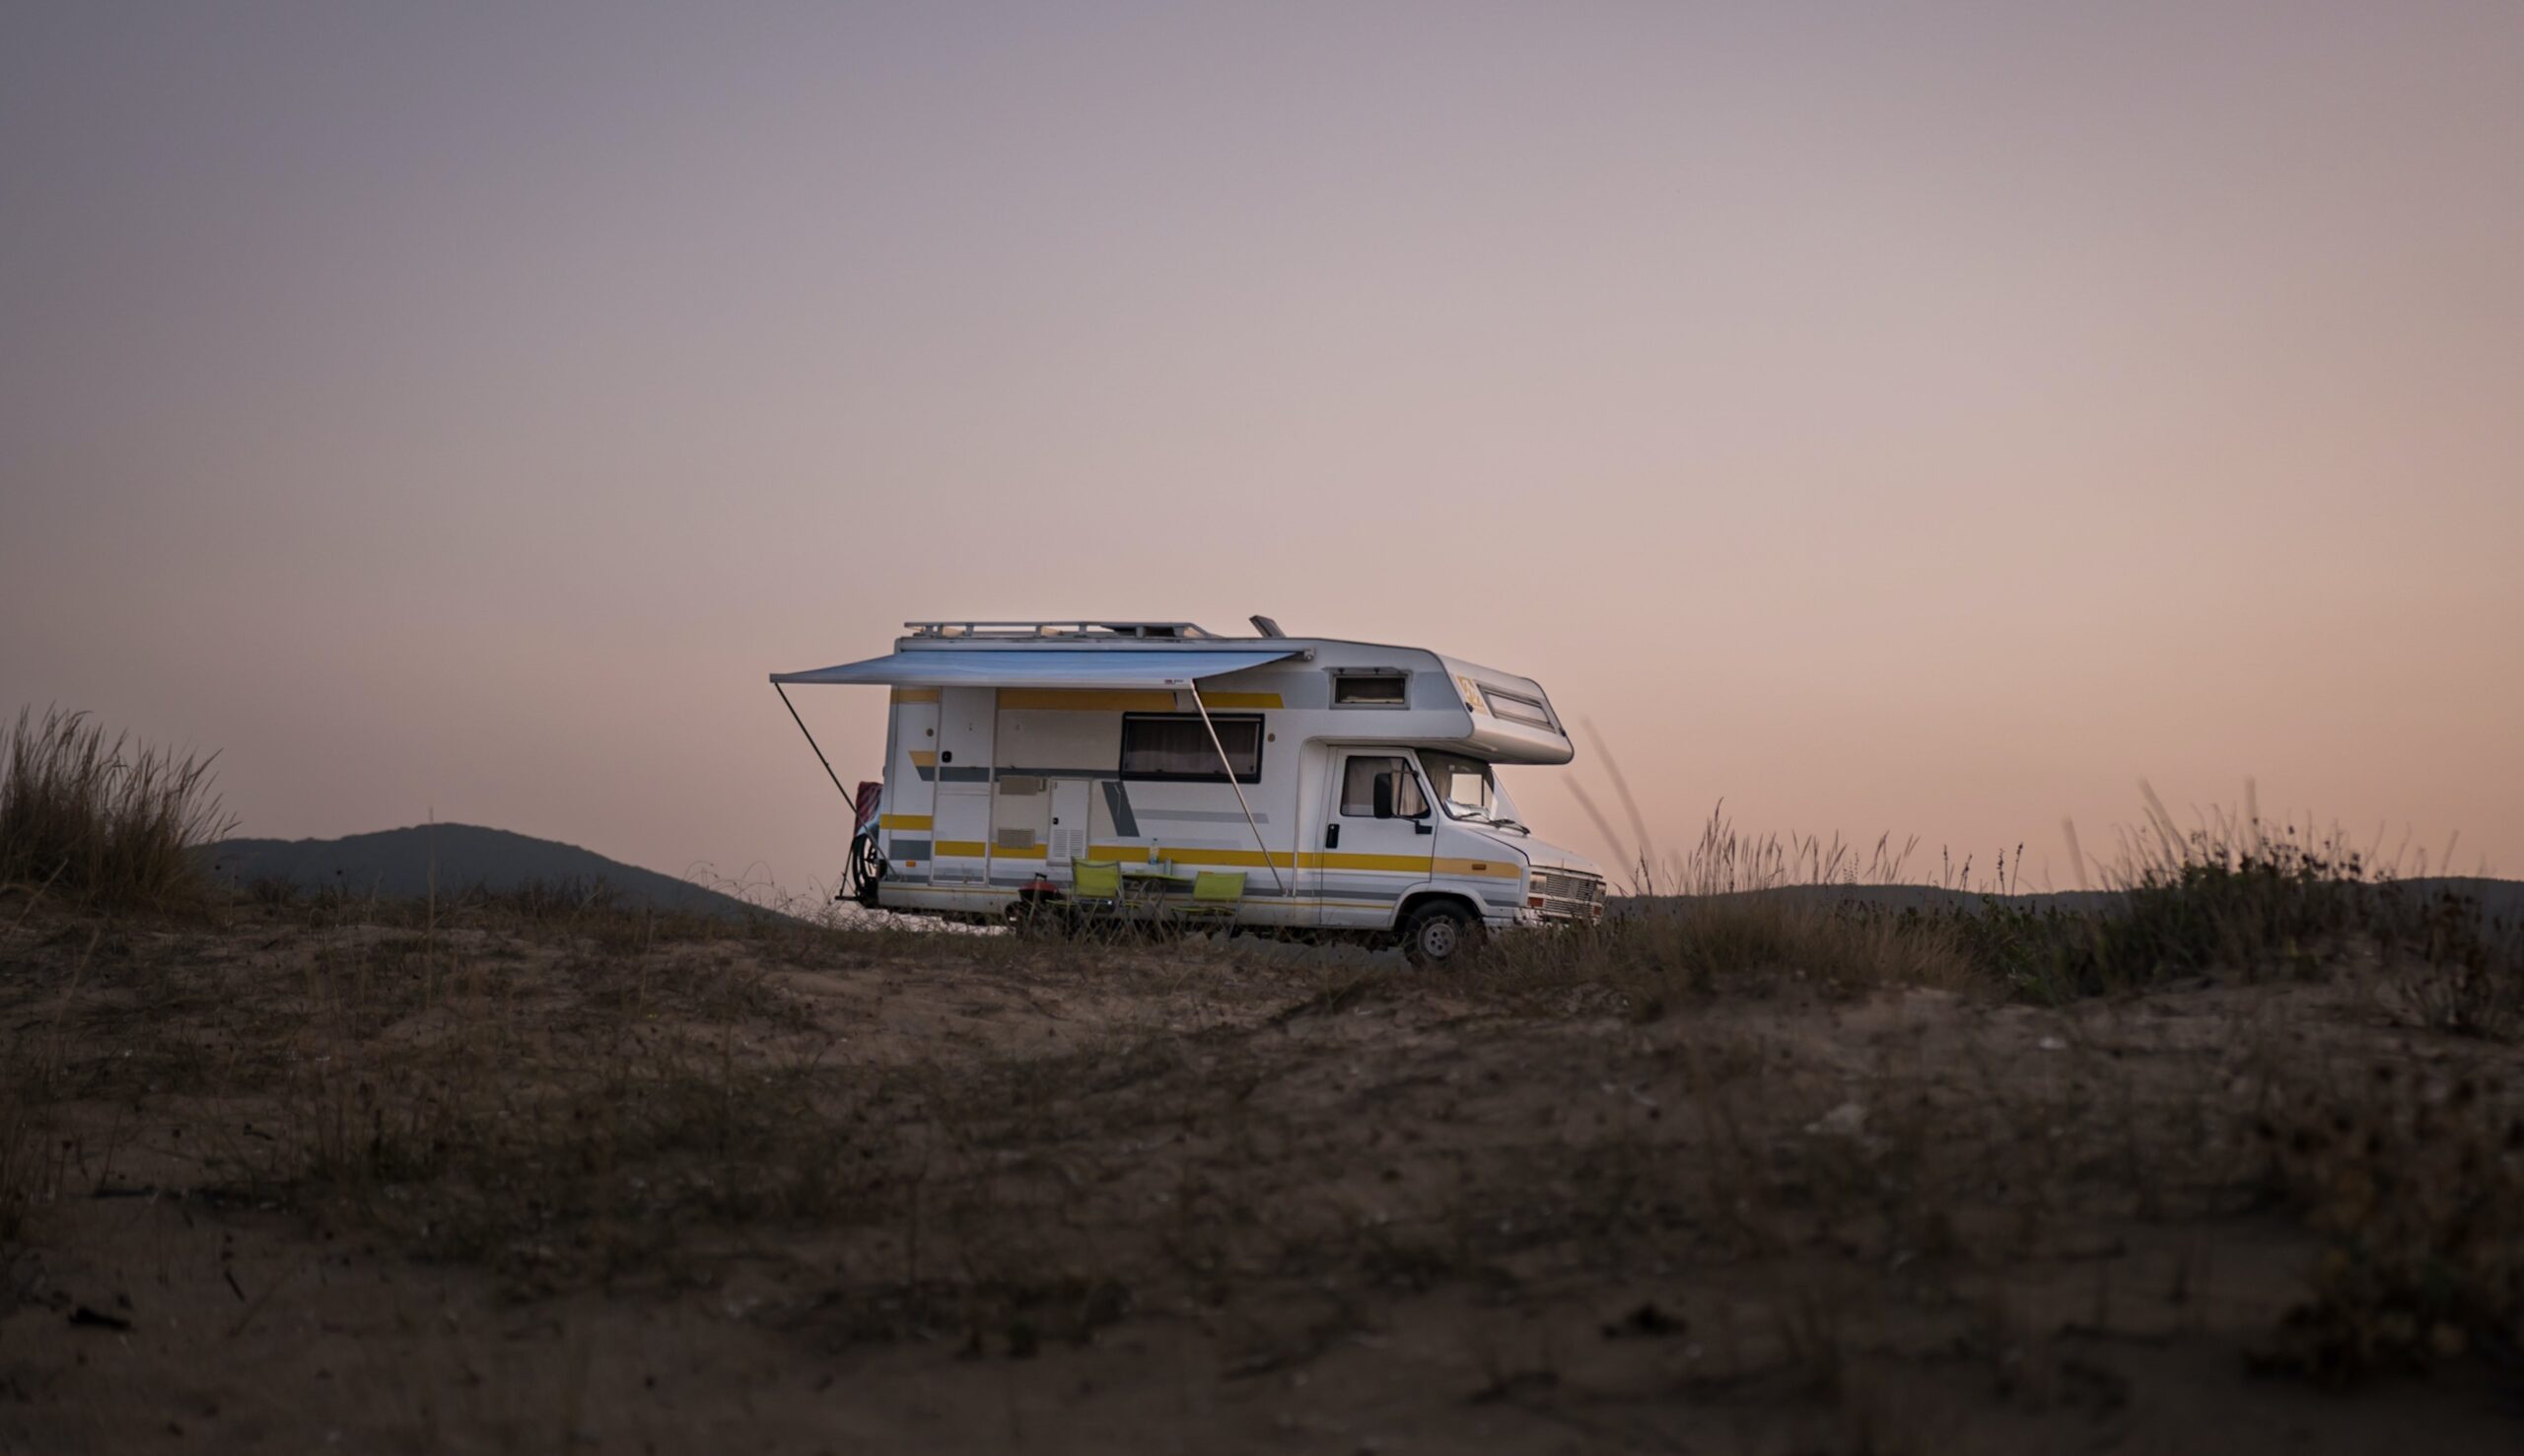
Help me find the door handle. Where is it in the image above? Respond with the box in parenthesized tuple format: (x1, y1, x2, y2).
(1325, 824, 1341, 849)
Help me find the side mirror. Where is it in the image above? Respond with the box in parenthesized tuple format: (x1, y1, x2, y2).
(1371, 773, 1395, 819)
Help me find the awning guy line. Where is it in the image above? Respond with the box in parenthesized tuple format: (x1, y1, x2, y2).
(773, 682, 852, 805)
(1191, 689, 1286, 896)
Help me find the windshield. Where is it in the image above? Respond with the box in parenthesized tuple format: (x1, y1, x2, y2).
(1419, 750, 1519, 827)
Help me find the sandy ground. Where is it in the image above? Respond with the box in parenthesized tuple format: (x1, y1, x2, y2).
(3, 901, 2520, 1453)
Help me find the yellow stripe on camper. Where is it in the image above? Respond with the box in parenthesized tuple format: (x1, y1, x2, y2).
(908, 750, 938, 767)
(1195, 691, 1283, 709)
(1125, 848, 1452, 873)
(1317, 851, 1441, 873)
(890, 688, 941, 704)
(1433, 858, 1522, 879)
(993, 844, 1048, 861)
(933, 840, 990, 858)
(878, 813, 933, 830)
(998, 688, 1179, 712)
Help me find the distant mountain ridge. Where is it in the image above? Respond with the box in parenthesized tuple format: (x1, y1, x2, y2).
(202, 823, 773, 920)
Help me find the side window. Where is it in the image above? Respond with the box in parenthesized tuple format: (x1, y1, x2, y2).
(1339, 756, 1428, 818)
(1118, 714, 1263, 782)
(1477, 684, 1554, 729)
(1331, 670, 1409, 706)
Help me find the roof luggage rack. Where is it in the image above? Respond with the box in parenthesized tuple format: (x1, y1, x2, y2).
(903, 620, 1218, 640)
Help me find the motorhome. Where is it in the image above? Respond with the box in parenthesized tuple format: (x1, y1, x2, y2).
(771, 618, 1607, 963)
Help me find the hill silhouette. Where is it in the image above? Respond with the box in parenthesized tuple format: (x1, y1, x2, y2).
(202, 823, 773, 920)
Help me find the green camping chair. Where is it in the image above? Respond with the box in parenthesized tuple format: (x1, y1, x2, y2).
(1069, 860, 1123, 927)
(1175, 869, 1245, 933)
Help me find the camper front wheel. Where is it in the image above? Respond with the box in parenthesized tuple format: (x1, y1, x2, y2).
(1400, 901, 1482, 967)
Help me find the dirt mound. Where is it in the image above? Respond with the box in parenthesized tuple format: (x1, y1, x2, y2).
(5, 901, 2520, 1452)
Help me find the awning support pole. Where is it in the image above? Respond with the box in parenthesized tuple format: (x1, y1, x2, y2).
(774, 682, 853, 804)
(1191, 687, 1286, 895)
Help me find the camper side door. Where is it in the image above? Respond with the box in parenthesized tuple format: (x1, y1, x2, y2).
(1314, 747, 1437, 930)
(883, 689, 941, 881)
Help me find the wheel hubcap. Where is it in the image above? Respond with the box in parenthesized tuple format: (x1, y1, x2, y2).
(1420, 920, 1458, 958)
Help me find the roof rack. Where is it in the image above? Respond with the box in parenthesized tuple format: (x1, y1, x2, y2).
(902, 620, 1219, 641)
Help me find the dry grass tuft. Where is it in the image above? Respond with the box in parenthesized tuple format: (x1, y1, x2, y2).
(1474, 805, 1982, 1011)
(1, 706, 234, 908)
(2385, 885, 2524, 1040)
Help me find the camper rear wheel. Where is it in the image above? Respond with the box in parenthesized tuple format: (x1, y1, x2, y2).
(1399, 900, 1483, 967)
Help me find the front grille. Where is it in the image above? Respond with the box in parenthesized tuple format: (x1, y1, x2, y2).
(1530, 869, 1606, 923)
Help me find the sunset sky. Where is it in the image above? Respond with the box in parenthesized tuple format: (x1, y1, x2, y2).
(6, 2, 2519, 893)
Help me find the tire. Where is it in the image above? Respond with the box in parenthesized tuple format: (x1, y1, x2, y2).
(1399, 899, 1483, 967)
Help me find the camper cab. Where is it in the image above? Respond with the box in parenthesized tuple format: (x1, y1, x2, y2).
(773, 619, 1606, 962)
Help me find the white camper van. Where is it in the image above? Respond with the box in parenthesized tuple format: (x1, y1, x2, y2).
(772, 618, 1607, 963)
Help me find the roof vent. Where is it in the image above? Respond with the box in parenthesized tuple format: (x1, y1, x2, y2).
(1249, 615, 1286, 638)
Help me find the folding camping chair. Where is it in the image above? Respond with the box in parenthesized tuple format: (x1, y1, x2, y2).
(1173, 869, 1245, 934)
(1069, 860, 1124, 929)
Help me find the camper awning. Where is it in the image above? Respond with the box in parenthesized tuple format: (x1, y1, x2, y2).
(770, 649, 1301, 691)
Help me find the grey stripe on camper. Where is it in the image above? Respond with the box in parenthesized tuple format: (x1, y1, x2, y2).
(1000, 766, 1121, 781)
(1136, 808, 1272, 824)
(886, 838, 933, 860)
